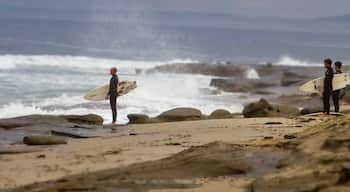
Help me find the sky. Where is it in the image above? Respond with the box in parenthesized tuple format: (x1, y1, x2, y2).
(1, 0, 350, 18)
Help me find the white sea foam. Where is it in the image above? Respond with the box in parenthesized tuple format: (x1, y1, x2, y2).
(0, 63, 16, 70)
(0, 54, 198, 72)
(245, 68, 260, 79)
(274, 55, 319, 66)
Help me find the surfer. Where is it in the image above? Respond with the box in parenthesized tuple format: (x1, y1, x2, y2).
(332, 61, 343, 112)
(323, 59, 334, 115)
(107, 67, 119, 124)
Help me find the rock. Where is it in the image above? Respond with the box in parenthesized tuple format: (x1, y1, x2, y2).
(23, 136, 67, 145)
(0, 122, 31, 130)
(300, 106, 323, 115)
(0, 114, 104, 130)
(135, 68, 143, 75)
(242, 99, 273, 118)
(63, 114, 103, 125)
(37, 154, 46, 159)
(165, 142, 182, 146)
(209, 109, 232, 119)
(127, 108, 206, 124)
(51, 129, 102, 139)
(210, 78, 275, 93)
(147, 63, 244, 77)
(284, 134, 297, 139)
(243, 99, 300, 118)
(263, 136, 274, 140)
(127, 114, 152, 124)
(156, 108, 203, 122)
(0, 146, 44, 154)
(280, 71, 308, 86)
(264, 122, 283, 125)
(256, 65, 322, 79)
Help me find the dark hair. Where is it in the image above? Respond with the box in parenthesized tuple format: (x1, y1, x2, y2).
(335, 61, 343, 68)
(324, 58, 332, 66)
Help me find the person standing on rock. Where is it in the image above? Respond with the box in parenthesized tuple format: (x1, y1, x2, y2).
(333, 61, 343, 113)
(107, 67, 119, 124)
(323, 59, 334, 116)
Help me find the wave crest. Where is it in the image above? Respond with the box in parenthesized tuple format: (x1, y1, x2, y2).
(0, 54, 198, 71)
(275, 56, 319, 66)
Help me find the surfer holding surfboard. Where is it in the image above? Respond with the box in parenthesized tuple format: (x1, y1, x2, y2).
(300, 59, 350, 116)
(333, 61, 343, 113)
(323, 58, 334, 115)
(107, 67, 119, 124)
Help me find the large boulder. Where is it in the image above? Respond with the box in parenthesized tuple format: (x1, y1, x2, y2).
(243, 99, 300, 118)
(23, 136, 67, 145)
(209, 109, 233, 119)
(156, 108, 203, 122)
(242, 99, 273, 118)
(127, 114, 153, 124)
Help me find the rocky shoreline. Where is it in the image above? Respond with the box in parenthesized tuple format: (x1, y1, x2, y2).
(1, 95, 350, 147)
(146, 62, 326, 95)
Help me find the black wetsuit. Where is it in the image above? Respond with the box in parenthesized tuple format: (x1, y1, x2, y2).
(332, 70, 342, 112)
(323, 68, 334, 115)
(108, 75, 119, 123)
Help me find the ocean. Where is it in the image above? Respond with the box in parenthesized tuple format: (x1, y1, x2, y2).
(1, 4, 350, 123)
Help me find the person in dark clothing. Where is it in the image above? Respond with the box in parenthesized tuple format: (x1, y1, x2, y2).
(107, 67, 119, 124)
(323, 58, 334, 115)
(332, 61, 343, 112)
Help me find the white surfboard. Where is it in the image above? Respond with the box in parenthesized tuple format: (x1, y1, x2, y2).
(84, 81, 137, 101)
(300, 73, 350, 93)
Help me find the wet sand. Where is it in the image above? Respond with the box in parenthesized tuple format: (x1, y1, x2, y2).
(0, 117, 321, 190)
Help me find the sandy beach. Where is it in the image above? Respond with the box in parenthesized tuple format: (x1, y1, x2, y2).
(0, 116, 321, 191)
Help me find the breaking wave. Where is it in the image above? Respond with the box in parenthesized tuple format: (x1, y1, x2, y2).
(274, 56, 319, 66)
(0, 54, 198, 71)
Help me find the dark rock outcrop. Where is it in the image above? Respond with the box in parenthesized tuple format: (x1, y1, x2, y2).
(23, 136, 67, 145)
(147, 63, 244, 77)
(0, 114, 104, 130)
(243, 99, 300, 118)
(280, 71, 308, 86)
(64, 114, 103, 125)
(127, 114, 154, 124)
(0, 114, 105, 144)
(300, 106, 323, 115)
(210, 78, 275, 93)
